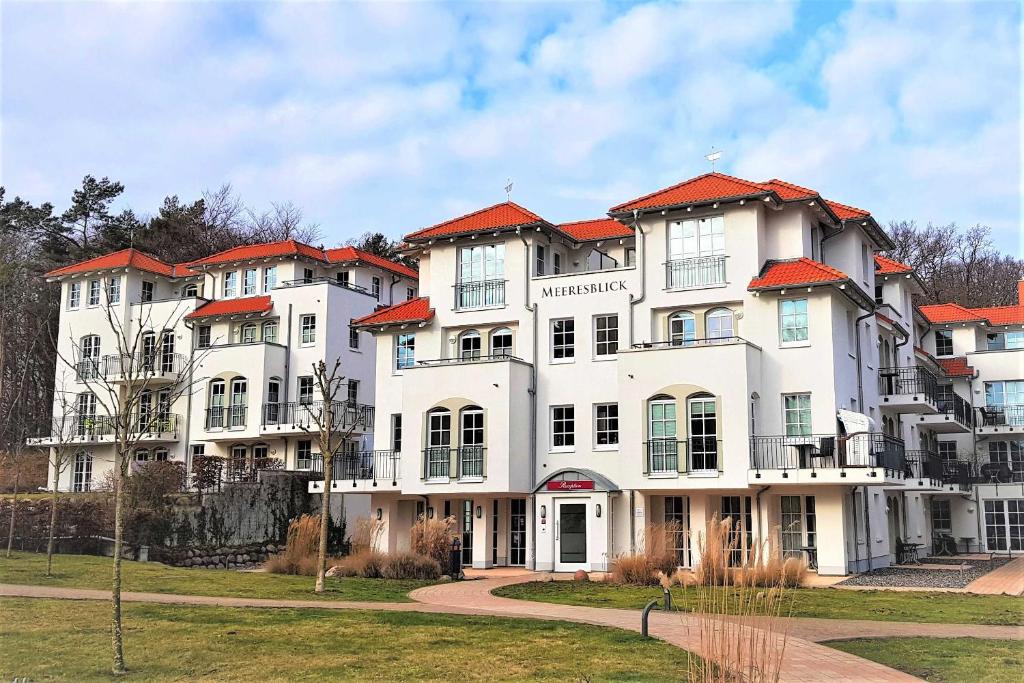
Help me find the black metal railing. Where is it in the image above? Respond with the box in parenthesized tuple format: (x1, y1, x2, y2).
(749, 433, 906, 473)
(878, 366, 938, 400)
(454, 279, 505, 309)
(457, 446, 485, 478)
(936, 393, 973, 427)
(631, 336, 746, 350)
(260, 400, 374, 431)
(420, 446, 488, 480)
(310, 450, 400, 484)
(33, 413, 180, 441)
(225, 456, 282, 483)
(205, 405, 247, 429)
(277, 276, 371, 295)
(643, 438, 723, 475)
(976, 404, 1024, 427)
(665, 255, 727, 289)
(76, 353, 185, 382)
(974, 459, 1024, 484)
(416, 354, 524, 366)
(942, 459, 974, 491)
(904, 450, 943, 483)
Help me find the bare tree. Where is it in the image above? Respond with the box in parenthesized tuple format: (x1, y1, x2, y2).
(300, 358, 366, 593)
(43, 382, 82, 575)
(247, 201, 321, 245)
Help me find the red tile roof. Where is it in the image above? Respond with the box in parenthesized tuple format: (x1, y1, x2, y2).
(971, 305, 1024, 326)
(405, 202, 544, 241)
(758, 178, 818, 200)
(874, 254, 913, 274)
(351, 297, 434, 327)
(324, 246, 418, 279)
(936, 356, 975, 378)
(918, 303, 988, 324)
(748, 257, 849, 290)
(610, 173, 769, 212)
(875, 311, 895, 326)
(186, 295, 272, 320)
(45, 248, 197, 279)
(824, 199, 870, 220)
(558, 218, 634, 241)
(186, 239, 325, 267)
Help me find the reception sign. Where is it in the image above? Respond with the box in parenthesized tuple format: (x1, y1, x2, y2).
(546, 480, 594, 491)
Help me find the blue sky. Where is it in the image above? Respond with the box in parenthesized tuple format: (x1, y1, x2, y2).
(2, 0, 1020, 253)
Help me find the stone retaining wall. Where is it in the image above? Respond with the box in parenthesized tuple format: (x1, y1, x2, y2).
(152, 543, 283, 570)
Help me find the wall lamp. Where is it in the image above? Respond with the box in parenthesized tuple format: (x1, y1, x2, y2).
(540, 505, 547, 523)
(595, 504, 602, 518)
(475, 505, 483, 519)
(376, 508, 383, 521)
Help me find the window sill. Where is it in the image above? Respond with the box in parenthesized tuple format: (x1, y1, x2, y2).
(550, 358, 575, 365)
(549, 447, 576, 454)
(458, 476, 484, 484)
(647, 472, 679, 479)
(779, 341, 811, 349)
(690, 470, 720, 478)
(425, 478, 451, 485)
(593, 445, 619, 452)
(592, 355, 617, 362)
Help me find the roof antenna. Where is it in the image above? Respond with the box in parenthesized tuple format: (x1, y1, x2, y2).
(504, 178, 514, 202)
(705, 148, 723, 172)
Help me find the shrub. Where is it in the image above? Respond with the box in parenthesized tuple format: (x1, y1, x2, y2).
(610, 553, 660, 585)
(264, 514, 321, 575)
(410, 514, 457, 568)
(380, 551, 442, 580)
(349, 516, 384, 554)
(609, 521, 683, 585)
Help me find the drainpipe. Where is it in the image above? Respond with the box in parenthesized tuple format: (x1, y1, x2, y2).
(516, 229, 540, 568)
(283, 304, 293, 403)
(854, 309, 875, 412)
(850, 488, 861, 570)
(183, 318, 197, 485)
(755, 485, 771, 541)
(626, 210, 646, 347)
(629, 490, 636, 554)
(388, 273, 400, 306)
(862, 485, 873, 572)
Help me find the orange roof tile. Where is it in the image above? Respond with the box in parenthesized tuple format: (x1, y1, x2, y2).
(875, 311, 895, 326)
(405, 202, 544, 241)
(324, 246, 418, 280)
(825, 199, 870, 220)
(918, 303, 988, 324)
(558, 218, 634, 241)
(610, 173, 770, 212)
(748, 257, 849, 290)
(758, 178, 818, 200)
(45, 248, 196, 279)
(971, 305, 1024, 326)
(186, 295, 272, 320)
(187, 239, 325, 267)
(936, 356, 975, 378)
(875, 254, 913, 274)
(351, 297, 434, 327)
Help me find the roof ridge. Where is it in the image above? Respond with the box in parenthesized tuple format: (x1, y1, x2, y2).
(760, 178, 819, 194)
(187, 238, 324, 266)
(406, 201, 543, 240)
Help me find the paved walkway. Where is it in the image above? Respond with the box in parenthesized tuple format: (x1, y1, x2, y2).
(965, 556, 1024, 595)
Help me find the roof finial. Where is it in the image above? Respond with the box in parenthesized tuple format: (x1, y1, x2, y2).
(504, 178, 514, 202)
(705, 148, 723, 172)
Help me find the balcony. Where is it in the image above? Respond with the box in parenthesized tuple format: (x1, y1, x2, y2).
(76, 352, 186, 384)
(421, 446, 487, 481)
(27, 413, 181, 446)
(903, 450, 944, 489)
(261, 400, 374, 434)
(914, 393, 973, 433)
(205, 406, 247, 431)
(643, 438, 723, 477)
(749, 433, 905, 484)
(878, 366, 939, 414)
(665, 255, 727, 290)
(454, 279, 505, 310)
(975, 405, 1024, 435)
(308, 451, 401, 487)
(941, 458, 975, 492)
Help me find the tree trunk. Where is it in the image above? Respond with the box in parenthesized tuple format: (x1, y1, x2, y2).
(5, 469, 19, 558)
(111, 465, 127, 674)
(46, 465, 60, 576)
(315, 454, 331, 593)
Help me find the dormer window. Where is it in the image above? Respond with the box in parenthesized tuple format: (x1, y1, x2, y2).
(456, 244, 505, 309)
(263, 266, 277, 292)
(141, 281, 154, 303)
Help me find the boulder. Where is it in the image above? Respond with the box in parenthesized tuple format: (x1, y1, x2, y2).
(573, 570, 590, 582)
(325, 565, 345, 578)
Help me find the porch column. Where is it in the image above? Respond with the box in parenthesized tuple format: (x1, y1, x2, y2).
(813, 488, 850, 576)
(471, 498, 494, 569)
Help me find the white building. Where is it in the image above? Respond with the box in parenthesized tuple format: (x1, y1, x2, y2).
(35, 240, 418, 497)
(352, 172, 945, 575)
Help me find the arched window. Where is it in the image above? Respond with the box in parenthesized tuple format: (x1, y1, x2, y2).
(240, 323, 257, 344)
(490, 328, 513, 357)
(207, 379, 226, 428)
(668, 311, 696, 346)
(229, 377, 248, 428)
(647, 395, 677, 474)
(459, 406, 484, 479)
(140, 331, 157, 370)
(76, 392, 97, 436)
(688, 394, 718, 471)
(706, 308, 734, 341)
(265, 378, 281, 424)
(73, 452, 93, 492)
(426, 408, 451, 479)
(134, 448, 151, 462)
(79, 334, 101, 379)
(181, 284, 198, 298)
(262, 321, 278, 344)
(160, 331, 175, 372)
(459, 330, 481, 360)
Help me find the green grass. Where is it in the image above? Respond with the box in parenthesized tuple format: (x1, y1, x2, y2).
(0, 551, 430, 603)
(493, 581, 1024, 626)
(828, 637, 1024, 682)
(0, 598, 694, 681)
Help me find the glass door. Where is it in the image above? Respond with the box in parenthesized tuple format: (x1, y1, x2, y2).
(510, 499, 526, 566)
(556, 502, 587, 571)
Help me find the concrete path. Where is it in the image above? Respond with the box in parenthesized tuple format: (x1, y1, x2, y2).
(965, 556, 1024, 595)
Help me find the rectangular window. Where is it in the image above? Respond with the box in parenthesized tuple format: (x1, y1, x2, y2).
(196, 326, 211, 348)
(874, 283, 884, 305)
(337, 271, 350, 286)
(243, 268, 257, 295)
(407, 286, 416, 299)
(395, 333, 415, 370)
(263, 266, 277, 292)
(536, 244, 547, 276)
(779, 299, 809, 343)
(73, 454, 92, 492)
(937, 441, 957, 461)
(296, 440, 313, 470)
(551, 318, 575, 361)
(262, 321, 277, 344)
(87, 280, 101, 306)
(931, 499, 952, 533)
(371, 276, 381, 300)
(223, 271, 237, 298)
(594, 315, 619, 357)
(986, 381, 1024, 407)
(300, 314, 316, 345)
(298, 376, 314, 405)
(349, 325, 360, 350)
(347, 380, 358, 403)
(551, 405, 575, 449)
(457, 243, 506, 308)
(935, 329, 953, 356)
(391, 414, 402, 452)
(68, 282, 81, 309)
(594, 403, 619, 447)
(553, 252, 562, 275)
(783, 393, 812, 437)
(141, 281, 154, 302)
(107, 276, 121, 304)
(861, 243, 871, 283)
(302, 267, 314, 284)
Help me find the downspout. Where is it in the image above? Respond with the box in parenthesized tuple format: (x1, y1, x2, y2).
(627, 210, 646, 347)
(850, 488, 861, 570)
(854, 309, 875, 411)
(862, 485, 873, 572)
(516, 228, 539, 569)
(283, 304, 293, 403)
(388, 273, 400, 306)
(183, 318, 196, 485)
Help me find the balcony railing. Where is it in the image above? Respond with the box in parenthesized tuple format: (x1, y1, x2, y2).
(643, 438, 723, 475)
(942, 459, 974, 491)
(33, 413, 180, 441)
(936, 393, 973, 427)
(75, 352, 185, 382)
(310, 451, 400, 484)
(225, 456, 282, 483)
(416, 354, 524, 366)
(665, 255, 727, 289)
(749, 433, 906, 473)
(421, 446, 487, 480)
(878, 366, 938, 400)
(976, 404, 1024, 427)
(631, 336, 746, 350)
(975, 459, 1024, 484)
(904, 449, 943, 483)
(261, 400, 374, 431)
(277, 276, 371, 296)
(205, 405, 247, 430)
(454, 280, 505, 310)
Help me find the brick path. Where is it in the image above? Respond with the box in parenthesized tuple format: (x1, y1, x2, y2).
(965, 556, 1024, 595)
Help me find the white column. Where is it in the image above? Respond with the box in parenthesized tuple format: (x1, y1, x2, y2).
(472, 498, 494, 569)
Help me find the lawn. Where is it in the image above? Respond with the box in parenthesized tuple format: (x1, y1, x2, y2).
(0, 598, 695, 681)
(0, 551, 430, 602)
(493, 581, 1024, 626)
(828, 637, 1024, 682)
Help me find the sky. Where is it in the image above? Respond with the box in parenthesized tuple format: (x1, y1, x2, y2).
(1, 0, 1021, 254)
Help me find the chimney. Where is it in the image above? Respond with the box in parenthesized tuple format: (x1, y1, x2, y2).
(1019, 280, 1024, 305)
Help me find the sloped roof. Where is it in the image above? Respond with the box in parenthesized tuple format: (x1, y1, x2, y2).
(558, 218, 634, 241)
(824, 199, 870, 220)
(45, 248, 198, 279)
(758, 178, 818, 200)
(748, 257, 849, 289)
(919, 303, 988, 324)
(610, 173, 770, 212)
(324, 246, 418, 279)
(186, 239, 325, 267)
(405, 202, 545, 241)
(185, 295, 273, 320)
(351, 297, 434, 328)
(936, 356, 975, 378)
(874, 254, 913, 274)
(971, 305, 1024, 326)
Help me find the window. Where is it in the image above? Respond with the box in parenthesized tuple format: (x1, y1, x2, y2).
(781, 496, 815, 557)
(986, 381, 1024, 407)
(987, 332, 1024, 351)
(229, 378, 247, 428)
(625, 247, 637, 268)
(371, 276, 381, 300)
(337, 271, 350, 287)
(76, 392, 97, 436)
(106, 276, 121, 304)
(595, 403, 619, 447)
(931, 499, 952, 533)
(406, 286, 416, 299)
(88, 280, 101, 306)
(68, 282, 82, 309)
(536, 244, 547, 276)
(395, 333, 415, 370)
(197, 325, 211, 348)
(460, 407, 485, 478)
(302, 267, 314, 284)
(551, 405, 575, 449)
(296, 440, 313, 470)
(594, 315, 619, 357)
(262, 321, 277, 344)
(347, 379, 358, 403)
(665, 496, 689, 566)
(223, 271, 237, 298)
(669, 311, 696, 345)
(298, 376, 314, 405)
(706, 308, 734, 341)
(783, 394, 812, 437)
(459, 330, 481, 360)
(265, 379, 281, 423)
(937, 441, 957, 462)
(667, 216, 725, 287)
(349, 325, 360, 350)
(243, 268, 257, 295)
(551, 319, 575, 361)
(263, 266, 277, 291)
(721, 496, 753, 565)
(427, 408, 451, 479)
(240, 323, 257, 344)
(553, 252, 562, 275)
(874, 283, 884, 305)
(300, 314, 316, 345)
(181, 284, 198, 298)
(688, 396, 718, 471)
(134, 449, 151, 463)
(935, 329, 953, 356)
(989, 441, 1023, 477)
(457, 243, 505, 308)
(779, 299, 809, 343)
(207, 380, 225, 428)
(861, 244, 871, 283)
(391, 414, 402, 452)
(73, 453, 93, 492)
(141, 280, 154, 302)
(490, 328, 512, 357)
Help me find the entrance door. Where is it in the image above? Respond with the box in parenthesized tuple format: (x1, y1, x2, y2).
(556, 502, 587, 571)
(985, 499, 1024, 551)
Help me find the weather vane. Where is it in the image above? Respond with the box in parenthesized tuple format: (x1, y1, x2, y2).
(504, 178, 514, 201)
(705, 148, 723, 172)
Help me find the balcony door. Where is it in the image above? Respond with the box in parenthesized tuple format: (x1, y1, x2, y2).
(457, 244, 505, 308)
(667, 216, 725, 288)
(648, 398, 677, 474)
(689, 396, 718, 472)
